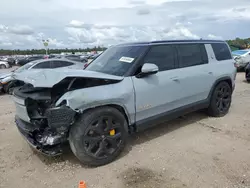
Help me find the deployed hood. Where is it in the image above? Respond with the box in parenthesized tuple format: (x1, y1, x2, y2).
(0, 72, 12, 79)
(13, 69, 124, 88)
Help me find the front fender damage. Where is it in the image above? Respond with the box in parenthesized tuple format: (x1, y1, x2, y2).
(13, 76, 122, 156)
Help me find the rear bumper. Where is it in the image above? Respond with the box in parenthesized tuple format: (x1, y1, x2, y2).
(15, 116, 66, 156)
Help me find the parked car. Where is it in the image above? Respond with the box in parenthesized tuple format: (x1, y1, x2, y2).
(0, 72, 12, 92)
(16, 55, 44, 66)
(12, 40, 236, 166)
(1, 57, 15, 66)
(0, 61, 10, 69)
(244, 63, 250, 82)
(232, 49, 250, 71)
(0, 58, 84, 93)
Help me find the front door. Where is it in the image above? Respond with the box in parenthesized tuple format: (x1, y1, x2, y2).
(132, 44, 183, 123)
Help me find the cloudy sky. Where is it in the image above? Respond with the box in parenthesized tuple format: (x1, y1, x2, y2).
(0, 0, 250, 49)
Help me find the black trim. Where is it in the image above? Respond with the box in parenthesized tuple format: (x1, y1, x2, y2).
(135, 100, 209, 132)
(135, 70, 158, 78)
(117, 40, 225, 47)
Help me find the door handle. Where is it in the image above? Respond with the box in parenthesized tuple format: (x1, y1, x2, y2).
(208, 72, 213, 75)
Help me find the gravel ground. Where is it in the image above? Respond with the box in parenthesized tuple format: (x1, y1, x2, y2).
(1, 73, 250, 188)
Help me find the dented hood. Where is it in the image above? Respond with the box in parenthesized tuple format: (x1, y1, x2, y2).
(13, 69, 124, 88)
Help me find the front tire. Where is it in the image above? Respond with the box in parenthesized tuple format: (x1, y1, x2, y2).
(69, 106, 128, 166)
(207, 81, 232, 117)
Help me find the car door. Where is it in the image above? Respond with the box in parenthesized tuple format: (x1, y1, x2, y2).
(175, 43, 215, 105)
(132, 44, 184, 123)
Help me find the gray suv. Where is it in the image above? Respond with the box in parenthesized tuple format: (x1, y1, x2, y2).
(13, 40, 236, 166)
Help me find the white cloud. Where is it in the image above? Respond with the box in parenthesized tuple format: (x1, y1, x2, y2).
(207, 34, 223, 40)
(0, 0, 250, 49)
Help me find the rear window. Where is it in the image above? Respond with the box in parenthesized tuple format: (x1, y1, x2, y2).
(211, 43, 232, 61)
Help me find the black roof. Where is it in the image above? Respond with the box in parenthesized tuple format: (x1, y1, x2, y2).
(117, 39, 225, 46)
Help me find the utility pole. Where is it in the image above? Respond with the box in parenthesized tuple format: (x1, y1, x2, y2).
(42, 39, 49, 55)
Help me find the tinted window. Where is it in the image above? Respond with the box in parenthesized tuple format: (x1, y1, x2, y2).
(143, 45, 176, 71)
(177, 44, 208, 68)
(32, 61, 51, 69)
(211, 43, 232, 61)
(51, 60, 73, 68)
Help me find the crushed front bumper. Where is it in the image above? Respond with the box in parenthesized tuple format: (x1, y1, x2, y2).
(15, 116, 66, 156)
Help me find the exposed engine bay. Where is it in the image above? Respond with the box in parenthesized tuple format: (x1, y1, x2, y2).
(13, 77, 120, 155)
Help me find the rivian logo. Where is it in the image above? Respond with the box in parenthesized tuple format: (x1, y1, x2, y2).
(138, 104, 152, 110)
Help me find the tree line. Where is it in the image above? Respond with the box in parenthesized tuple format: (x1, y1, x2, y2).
(1, 38, 250, 56)
(227, 38, 250, 50)
(0, 46, 107, 56)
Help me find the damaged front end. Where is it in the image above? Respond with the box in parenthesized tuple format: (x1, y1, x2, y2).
(12, 71, 122, 156)
(13, 84, 76, 156)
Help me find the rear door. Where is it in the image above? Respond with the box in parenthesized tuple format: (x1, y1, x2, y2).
(175, 43, 215, 105)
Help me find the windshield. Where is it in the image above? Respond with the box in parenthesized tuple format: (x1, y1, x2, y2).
(232, 50, 249, 56)
(85, 45, 147, 76)
(14, 61, 36, 73)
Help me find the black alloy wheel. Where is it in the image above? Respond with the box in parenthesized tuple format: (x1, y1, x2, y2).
(69, 106, 128, 166)
(207, 81, 232, 117)
(215, 84, 231, 113)
(83, 116, 123, 159)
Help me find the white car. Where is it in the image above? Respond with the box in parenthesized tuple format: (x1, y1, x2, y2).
(0, 58, 85, 93)
(0, 61, 10, 69)
(232, 49, 250, 70)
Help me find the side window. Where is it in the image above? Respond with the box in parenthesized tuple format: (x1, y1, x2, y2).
(32, 61, 51, 69)
(143, 45, 176, 71)
(177, 44, 208, 68)
(211, 43, 232, 61)
(52, 61, 73, 68)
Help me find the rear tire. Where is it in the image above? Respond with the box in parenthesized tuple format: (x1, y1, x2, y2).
(207, 81, 232, 117)
(69, 106, 128, 166)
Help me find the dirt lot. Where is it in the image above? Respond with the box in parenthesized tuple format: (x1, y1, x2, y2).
(1, 72, 250, 188)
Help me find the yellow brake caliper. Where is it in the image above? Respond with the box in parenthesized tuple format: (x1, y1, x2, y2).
(106, 120, 115, 136)
(109, 129, 115, 136)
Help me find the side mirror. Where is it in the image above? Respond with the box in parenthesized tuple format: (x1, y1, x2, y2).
(136, 63, 159, 78)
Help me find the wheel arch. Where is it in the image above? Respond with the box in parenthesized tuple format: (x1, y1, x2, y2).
(208, 76, 232, 100)
(77, 103, 132, 132)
